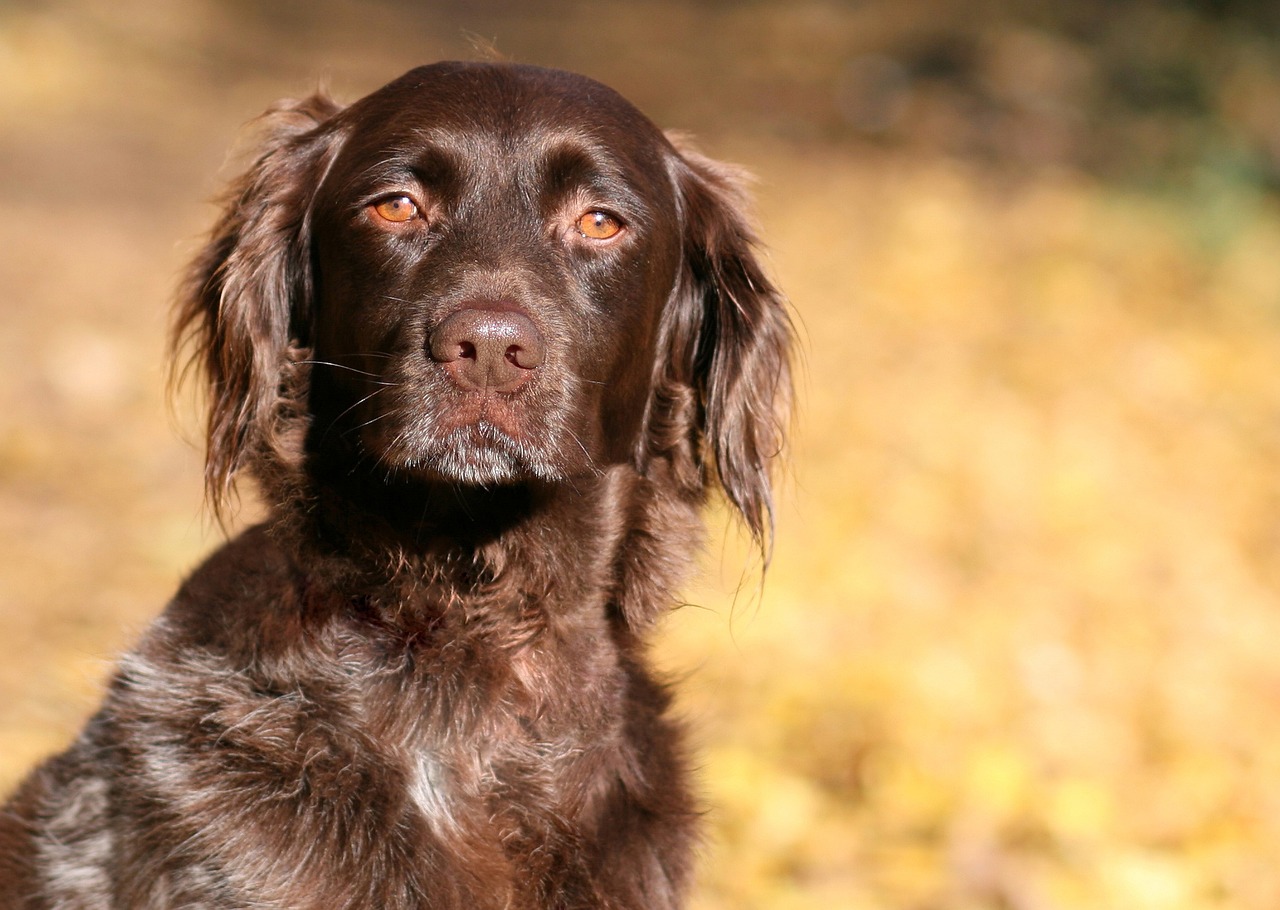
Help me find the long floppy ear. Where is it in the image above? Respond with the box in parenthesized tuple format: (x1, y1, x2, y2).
(171, 93, 344, 518)
(661, 139, 794, 560)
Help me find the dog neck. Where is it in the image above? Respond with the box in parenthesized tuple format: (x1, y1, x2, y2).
(257, 455, 705, 636)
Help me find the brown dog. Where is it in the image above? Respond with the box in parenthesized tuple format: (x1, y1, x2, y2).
(0, 62, 791, 909)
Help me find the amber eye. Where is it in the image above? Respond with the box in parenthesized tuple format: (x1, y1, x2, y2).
(371, 195, 420, 224)
(576, 210, 623, 240)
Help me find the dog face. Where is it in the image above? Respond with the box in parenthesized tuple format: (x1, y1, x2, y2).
(308, 64, 685, 485)
(178, 61, 790, 546)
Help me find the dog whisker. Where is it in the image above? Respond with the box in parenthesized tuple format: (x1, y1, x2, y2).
(298, 359, 396, 383)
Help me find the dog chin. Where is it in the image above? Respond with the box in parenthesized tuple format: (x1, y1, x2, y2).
(398, 424, 564, 487)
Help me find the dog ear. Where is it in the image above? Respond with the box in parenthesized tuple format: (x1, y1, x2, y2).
(661, 139, 793, 560)
(172, 93, 344, 519)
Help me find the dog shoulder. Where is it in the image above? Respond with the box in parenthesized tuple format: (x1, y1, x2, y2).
(155, 523, 302, 654)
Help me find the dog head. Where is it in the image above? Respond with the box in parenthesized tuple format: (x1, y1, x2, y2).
(176, 62, 791, 548)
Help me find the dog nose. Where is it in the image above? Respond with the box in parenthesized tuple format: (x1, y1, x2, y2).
(428, 306, 545, 392)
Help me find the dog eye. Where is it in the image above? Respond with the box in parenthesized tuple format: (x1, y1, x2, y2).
(371, 195, 421, 224)
(576, 211, 623, 240)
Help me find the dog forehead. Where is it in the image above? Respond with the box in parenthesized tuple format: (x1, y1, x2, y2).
(344, 62, 670, 161)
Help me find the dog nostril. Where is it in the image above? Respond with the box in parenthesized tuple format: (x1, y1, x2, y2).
(506, 344, 540, 369)
(458, 341, 477, 361)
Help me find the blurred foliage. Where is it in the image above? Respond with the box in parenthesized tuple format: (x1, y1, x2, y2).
(3, 2, 1280, 909)
(666, 153, 1280, 908)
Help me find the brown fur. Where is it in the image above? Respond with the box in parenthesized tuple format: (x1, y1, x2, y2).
(0, 62, 791, 909)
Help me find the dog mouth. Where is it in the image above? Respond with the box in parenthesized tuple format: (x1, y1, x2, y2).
(366, 383, 575, 487)
(440, 391, 528, 440)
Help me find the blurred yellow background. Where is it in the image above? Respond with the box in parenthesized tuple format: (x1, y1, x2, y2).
(4, 2, 1280, 908)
